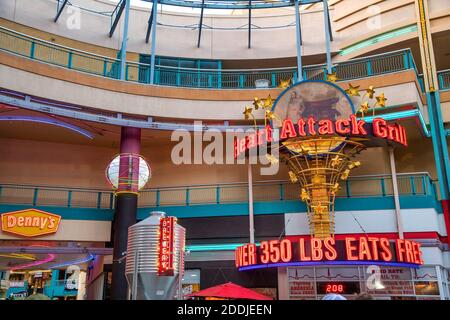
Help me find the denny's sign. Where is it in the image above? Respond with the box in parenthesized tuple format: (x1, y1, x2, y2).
(1, 209, 61, 237)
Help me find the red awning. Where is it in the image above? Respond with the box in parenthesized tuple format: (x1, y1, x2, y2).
(187, 282, 273, 300)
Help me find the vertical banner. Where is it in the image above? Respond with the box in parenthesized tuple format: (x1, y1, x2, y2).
(158, 217, 176, 276)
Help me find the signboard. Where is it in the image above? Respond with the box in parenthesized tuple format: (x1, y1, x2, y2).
(158, 217, 176, 276)
(1, 209, 61, 237)
(234, 117, 407, 159)
(236, 237, 423, 270)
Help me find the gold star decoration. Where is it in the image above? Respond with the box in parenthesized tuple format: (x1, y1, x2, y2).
(326, 72, 338, 83)
(330, 155, 343, 167)
(358, 101, 369, 117)
(265, 153, 279, 164)
(278, 78, 292, 89)
(340, 169, 350, 180)
(252, 97, 263, 110)
(312, 204, 327, 215)
(366, 86, 376, 99)
(243, 106, 253, 120)
(348, 161, 361, 169)
(288, 171, 298, 183)
(330, 182, 340, 196)
(300, 188, 310, 202)
(345, 84, 360, 97)
(375, 93, 387, 107)
(265, 110, 276, 122)
(263, 95, 275, 109)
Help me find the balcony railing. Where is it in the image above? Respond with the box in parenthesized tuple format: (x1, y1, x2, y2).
(0, 26, 424, 90)
(0, 173, 436, 210)
(438, 69, 450, 91)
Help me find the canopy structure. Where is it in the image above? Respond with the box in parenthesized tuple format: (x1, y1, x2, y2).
(187, 282, 273, 300)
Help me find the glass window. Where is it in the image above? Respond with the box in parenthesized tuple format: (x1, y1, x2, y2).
(414, 281, 439, 296)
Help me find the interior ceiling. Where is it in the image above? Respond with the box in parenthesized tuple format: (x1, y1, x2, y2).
(0, 106, 174, 148)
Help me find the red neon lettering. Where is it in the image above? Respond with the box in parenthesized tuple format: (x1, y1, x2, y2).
(266, 125, 273, 142)
(260, 241, 270, 264)
(269, 240, 281, 263)
(318, 120, 335, 135)
(323, 237, 337, 260)
(358, 237, 372, 260)
(368, 237, 380, 260)
(345, 237, 358, 261)
(280, 239, 292, 262)
(373, 118, 388, 138)
(297, 119, 306, 136)
(335, 119, 350, 134)
(280, 119, 297, 139)
(380, 238, 393, 261)
(307, 117, 316, 135)
(311, 238, 323, 261)
(299, 238, 311, 261)
(350, 115, 367, 135)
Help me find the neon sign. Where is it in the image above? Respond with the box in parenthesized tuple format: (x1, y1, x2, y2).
(235, 237, 423, 270)
(158, 217, 176, 276)
(234, 116, 407, 159)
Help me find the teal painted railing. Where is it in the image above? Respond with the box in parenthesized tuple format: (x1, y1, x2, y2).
(43, 280, 78, 298)
(0, 173, 435, 209)
(0, 26, 423, 90)
(438, 69, 450, 91)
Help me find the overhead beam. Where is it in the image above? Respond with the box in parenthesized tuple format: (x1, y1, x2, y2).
(323, 0, 332, 74)
(294, 0, 303, 82)
(119, 0, 131, 80)
(197, 0, 205, 48)
(149, 0, 158, 84)
(54, 0, 69, 23)
(109, 0, 126, 38)
(326, 2, 333, 41)
(145, 7, 154, 43)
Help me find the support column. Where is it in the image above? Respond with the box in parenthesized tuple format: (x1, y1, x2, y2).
(248, 163, 255, 244)
(110, 127, 141, 300)
(149, 0, 158, 84)
(323, 0, 332, 74)
(294, 0, 303, 82)
(119, 0, 131, 80)
(389, 147, 404, 239)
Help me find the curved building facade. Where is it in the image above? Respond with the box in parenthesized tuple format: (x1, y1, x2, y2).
(0, 0, 449, 300)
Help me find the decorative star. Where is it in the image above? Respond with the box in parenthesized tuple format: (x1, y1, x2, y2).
(252, 97, 262, 110)
(375, 93, 387, 107)
(340, 169, 350, 180)
(278, 78, 292, 89)
(345, 84, 360, 97)
(265, 109, 276, 121)
(243, 106, 253, 120)
(326, 72, 338, 83)
(358, 102, 369, 116)
(330, 182, 340, 195)
(348, 161, 361, 169)
(288, 171, 298, 183)
(366, 86, 376, 99)
(330, 155, 342, 167)
(300, 188, 310, 202)
(263, 95, 275, 109)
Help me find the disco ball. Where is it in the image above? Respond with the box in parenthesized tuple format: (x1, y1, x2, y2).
(106, 154, 151, 192)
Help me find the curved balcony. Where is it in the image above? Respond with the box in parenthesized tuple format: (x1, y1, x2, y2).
(0, 26, 424, 90)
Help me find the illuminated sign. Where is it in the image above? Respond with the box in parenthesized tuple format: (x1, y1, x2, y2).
(234, 116, 407, 159)
(235, 237, 423, 270)
(1, 209, 61, 237)
(158, 217, 176, 276)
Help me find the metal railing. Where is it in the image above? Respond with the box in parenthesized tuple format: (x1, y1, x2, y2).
(0, 173, 436, 210)
(0, 26, 423, 90)
(438, 69, 450, 91)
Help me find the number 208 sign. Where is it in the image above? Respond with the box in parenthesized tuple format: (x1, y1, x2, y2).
(235, 237, 424, 270)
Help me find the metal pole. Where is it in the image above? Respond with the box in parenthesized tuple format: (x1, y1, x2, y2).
(389, 147, 404, 239)
(248, 163, 255, 243)
(149, 0, 158, 84)
(294, 0, 303, 82)
(120, 0, 131, 80)
(248, 0, 252, 49)
(131, 250, 138, 300)
(322, 0, 332, 74)
(178, 250, 183, 300)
